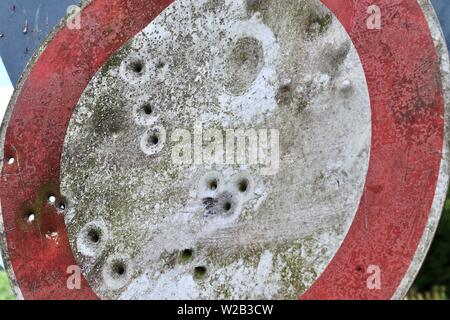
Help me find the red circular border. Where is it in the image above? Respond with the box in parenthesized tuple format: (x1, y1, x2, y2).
(0, 0, 445, 300)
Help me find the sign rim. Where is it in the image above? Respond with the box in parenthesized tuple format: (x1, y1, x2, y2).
(0, 0, 449, 300)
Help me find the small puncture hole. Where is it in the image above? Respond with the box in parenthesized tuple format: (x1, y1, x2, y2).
(26, 211, 36, 224)
(149, 134, 159, 146)
(181, 249, 193, 260)
(87, 228, 101, 244)
(130, 60, 144, 74)
(112, 261, 127, 277)
(7, 157, 15, 165)
(194, 266, 207, 279)
(48, 195, 56, 204)
(238, 179, 249, 193)
(208, 179, 218, 191)
(142, 103, 153, 115)
(223, 201, 232, 212)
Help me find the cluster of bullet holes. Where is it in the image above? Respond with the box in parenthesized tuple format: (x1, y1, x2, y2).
(201, 173, 252, 217)
(48, 194, 67, 212)
(137, 96, 165, 155)
(120, 53, 166, 85)
(20, 193, 66, 231)
(179, 248, 208, 281)
(77, 222, 133, 290)
(121, 56, 167, 155)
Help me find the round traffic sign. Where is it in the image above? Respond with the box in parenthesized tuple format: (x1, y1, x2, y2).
(0, 0, 449, 300)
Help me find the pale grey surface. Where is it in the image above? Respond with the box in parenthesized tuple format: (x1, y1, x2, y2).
(61, 0, 372, 300)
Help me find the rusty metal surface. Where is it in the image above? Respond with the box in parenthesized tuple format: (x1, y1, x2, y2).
(0, 0, 449, 300)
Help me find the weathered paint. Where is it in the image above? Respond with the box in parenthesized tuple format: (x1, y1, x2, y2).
(0, 0, 172, 300)
(61, 0, 371, 300)
(1, 1, 450, 87)
(0, 0, 449, 300)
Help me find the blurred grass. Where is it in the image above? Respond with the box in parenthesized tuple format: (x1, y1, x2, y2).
(406, 286, 447, 300)
(0, 269, 14, 300)
(408, 197, 450, 300)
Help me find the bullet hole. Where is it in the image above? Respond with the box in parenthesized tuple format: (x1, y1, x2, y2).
(87, 228, 101, 244)
(237, 179, 249, 193)
(6, 157, 15, 165)
(103, 255, 132, 289)
(203, 192, 235, 216)
(26, 212, 36, 224)
(181, 249, 193, 261)
(112, 261, 127, 278)
(223, 201, 232, 212)
(140, 127, 166, 156)
(194, 266, 207, 279)
(58, 202, 66, 211)
(0, 33, 4, 38)
(121, 56, 150, 84)
(356, 265, 364, 273)
(129, 59, 144, 74)
(208, 179, 218, 191)
(142, 103, 153, 115)
(149, 134, 160, 146)
(48, 195, 56, 204)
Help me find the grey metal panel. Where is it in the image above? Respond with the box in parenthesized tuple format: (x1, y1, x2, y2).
(0, 0, 79, 85)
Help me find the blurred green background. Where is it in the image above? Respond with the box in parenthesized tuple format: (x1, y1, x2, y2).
(0, 269, 14, 300)
(1, 195, 449, 300)
(406, 196, 450, 300)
